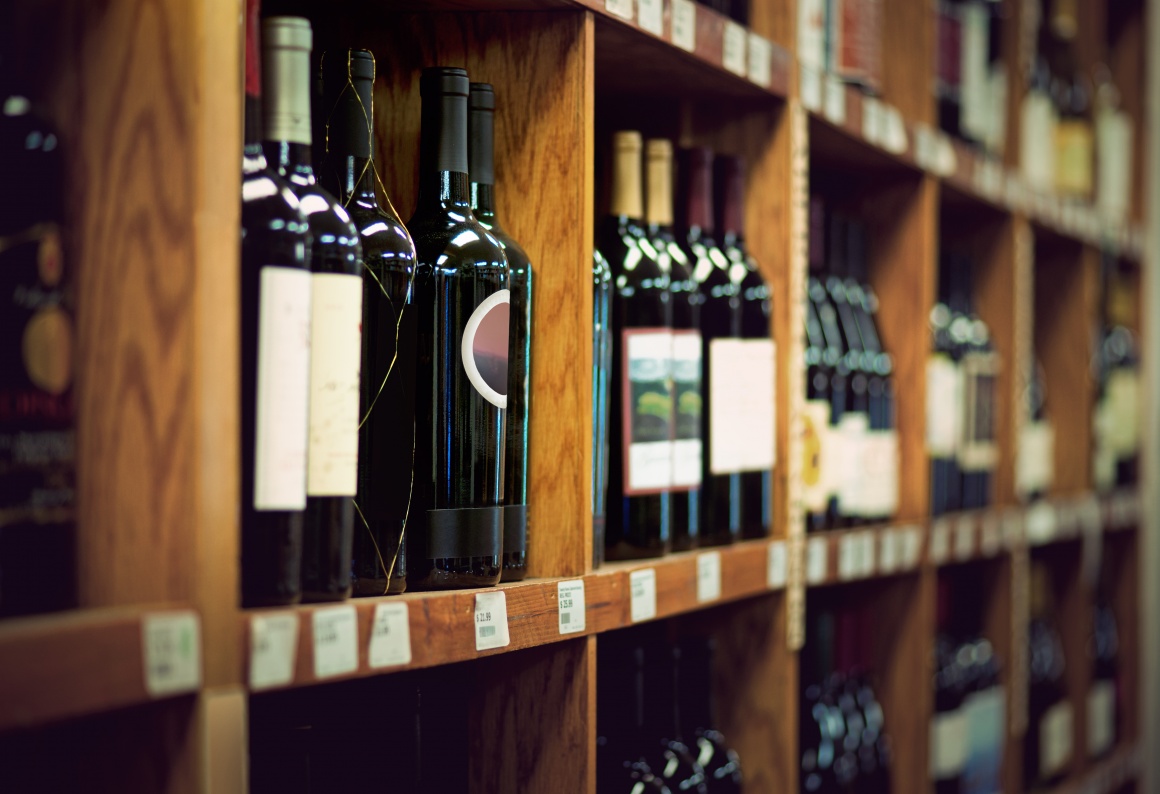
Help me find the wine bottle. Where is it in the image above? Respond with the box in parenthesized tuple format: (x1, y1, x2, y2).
(1024, 563, 1073, 788)
(593, 249, 613, 568)
(469, 82, 532, 582)
(959, 315, 997, 511)
(262, 17, 363, 603)
(676, 146, 738, 547)
(929, 253, 962, 517)
(677, 637, 743, 792)
(717, 155, 773, 539)
(406, 67, 508, 589)
(318, 48, 417, 596)
(805, 197, 841, 532)
(638, 628, 709, 794)
(647, 139, 702, 551)
(597, 632, 674, 793)
(1087, 593, 1119, 759)
(0, 23, 76, 617)
(931, 582, 967, 794)
(602, 131, 672, 561)
(240, 0, 311, 607)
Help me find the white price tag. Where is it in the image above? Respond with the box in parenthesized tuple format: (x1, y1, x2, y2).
(860, 532, 876, 577)
(1025, 501, 1057, 545)
(368, 602, 412, 669)
(934, 133, 957, 177)
(630, 568, 658, 622)
(605, 0, 634, 20)
(557, 579, 587, 634)
(954, 516, 975, 561)
(637, 0, 663, 35)
(143, 611, 201, 697)
(883, 105, 908, 154)
(899, 525, 923, 569)
(723, 21, 747, 77)
(1002, 508, 1025, 549)
(929, 520, 951, 565)
(313, 605, 359, 679)
(697, 552, 722, 602)
(839, 533, 862, 580)
(767, 541, 787, 588)
(878, 528, 899, 574)
(671, 0, 696, 51)
(249, 613, 299, 690)
(474, 591, 511, 651)
(915, 124, 937, 171)
(801, 66, 822, 111)
(862, 97, 884, 146)
(806, 537, 828, 584)
(980, 513, 1002, 557)
(824, 75, 846, 125)
(747, 33, 772, 88)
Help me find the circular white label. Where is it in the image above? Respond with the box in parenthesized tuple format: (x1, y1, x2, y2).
(462, 289, 510, 409)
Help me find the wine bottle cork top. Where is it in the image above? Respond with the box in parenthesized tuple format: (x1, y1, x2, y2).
(645, 138, 672, 159)
(262, 16, 312, 51)
(469, 82, 495, 111)
(421, 67, 470, 96)
(613, 130, 642, 151)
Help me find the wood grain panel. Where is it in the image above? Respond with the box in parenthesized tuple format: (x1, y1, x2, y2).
(469, 637, 595, 794)
(329, 11, 594, 578)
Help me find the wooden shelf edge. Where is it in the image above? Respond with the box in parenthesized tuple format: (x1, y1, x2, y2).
(0, 603, 201, 732)
(1047, 742, 1140, 794)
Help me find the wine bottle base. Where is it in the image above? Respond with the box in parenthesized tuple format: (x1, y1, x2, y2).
(409, 568, 503, 590)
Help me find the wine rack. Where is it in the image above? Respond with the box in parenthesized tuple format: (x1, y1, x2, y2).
(0, 0, 1152, 792)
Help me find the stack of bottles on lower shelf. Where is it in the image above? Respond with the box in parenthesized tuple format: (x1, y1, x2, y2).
(593, 132, 774, 564)
(239, 3, 535, 607)
(802, 196, 899, 532)
(799, 602, 894, 793)
(930, 579, 1005, 794)
(598, 626, 743, 793)
(926, 246, 999, 516)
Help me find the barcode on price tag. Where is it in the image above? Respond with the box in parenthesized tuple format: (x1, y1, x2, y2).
(697, 551, 722, 602)
(250, 613, 298, 690)
(723, 21, 747, 76)
(606, 0, 633, 20)
(806, 537, 828, 584)
(637, 0, 663, 36)
(474, 590, 511, 651)
(747, 33, 772, 88)
(558, 579, 586, 635)
(313, 605, 358, 679)
(630, 568, 658, 622)
(143, 611, 201, 697)
(767, 540, 787, 588)
(368, 602, 411, 669)
(671, 0, 696, 51)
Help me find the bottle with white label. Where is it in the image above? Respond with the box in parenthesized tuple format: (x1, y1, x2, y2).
(319, 49, 418, 597)
(717, 155, 773, 539)
(1087, 593, 1119, 760)
(931, 582, 968, 793)
(602, 131, 672, 561)
(1016, 358, 1053, 502)
(240, 0, 311, 607)
(469, 83, 533, 582)
(648, 139, 702, 551)
(928, 264, 961, 518)
(1024, 562, 1073, 788)
(262, 18, 363, 603)
(406, 68, 509, 589)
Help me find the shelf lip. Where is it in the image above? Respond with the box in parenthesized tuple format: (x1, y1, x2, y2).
(0, 602, 200, 732)
(1047, 742, 1140, 794)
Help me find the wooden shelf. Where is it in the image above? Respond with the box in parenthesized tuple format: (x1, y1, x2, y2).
(0, 605, 201, 732)
(1047, 743, 1141, 794)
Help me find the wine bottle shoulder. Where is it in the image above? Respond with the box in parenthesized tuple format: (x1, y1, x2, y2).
(242, 167, 310, 269)
(409, 214, 508, 278)
(344, 203, 418, 271)
(290, 183, 362, 277)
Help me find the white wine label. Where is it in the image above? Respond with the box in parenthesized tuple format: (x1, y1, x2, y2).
(930, 519, 951, 565)
(926, 354, 961, 457)
(462, 289, 510, 410)
(1039, 701, 1074, 779)
(824, 75, 846, 125)
(958, 2, 989, 142)
(954, 516, 975, 561)
(637, 0, 663, 35)
(1105, 368, 1140, 457)
(767, 540, 787, 589)
(368, 602, 411, 669)
(806, 536, 828, 584)
(723, 21, 747, 77)
(747, 33, 772, 88)
(630, 568, 657, 622)
(307, 272, 363, 496)
(671, 0, 696, 52)
(1016, 420, 1055, 498)
(605, 0, 633, 20)
(671, 331, 703, 489)
(860, 430, 899, 518)
(959, 352, 999, 472)
(142, 611, 202, 697)
(697, 551, 722, 603)
(624, 329, 675, 494)
(709, 339, 775, 474)
(962, 687, 1006, 791)
(1096, 107, 1131, 222)
(1021, 91, 1056, 191)
(249, 613, 299, 690)
(557, 579, 586, 635)
(899, 525, 922, 569)
(312, 605, 358, 679)
(1087, 680, 1116, 758)
(800, 65, 822, 112)
(254, 266, 311, 510)
(929, 708, 969, 779)
(474, 591, 511, 651)
(801, 399, 830, 512)
(835, 411, 868, 517)
(797, 0, 826, 71)
(878, 528, 899, 574)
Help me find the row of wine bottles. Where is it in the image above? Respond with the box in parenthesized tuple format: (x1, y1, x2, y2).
(803, 198, 899, 530)
(240, 3, 532, 606)
(598, 627, 743, 793)
(593, 133, 775, 565)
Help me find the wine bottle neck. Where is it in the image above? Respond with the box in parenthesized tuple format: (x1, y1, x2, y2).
(264, 140, 316, 181)
(610, 141, 644, 220)
(471, 183, 499, 225)
(718, 158, 746, 238)
(261, 17, 313, 147)
(418, 78, 471, 211)
(243, 0, 263, 150)
(678, 150, 714, 234)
